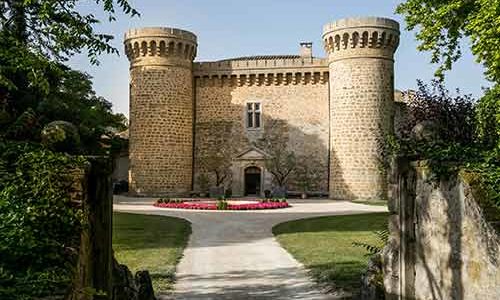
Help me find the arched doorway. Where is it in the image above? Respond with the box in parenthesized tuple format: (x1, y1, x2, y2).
(244, 166, 261, 196)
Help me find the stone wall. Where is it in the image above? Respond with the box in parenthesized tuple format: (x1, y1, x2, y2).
(323, 17, 400, 200)
(193, 59, 330, 196)
(68, 157, 155, 300)
(125, 27, 197, 196)
(69, 157, 114, 300)
(129, 67, 194, 195)
(383, 159, 500, 300)
(124, 18, 402, 199)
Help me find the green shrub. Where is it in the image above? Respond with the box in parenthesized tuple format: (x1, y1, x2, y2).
(216, 200, 228, 210)
(0, 141, 86, 299)
(393, 81, 500, 221)
(41, 120, 81, 153)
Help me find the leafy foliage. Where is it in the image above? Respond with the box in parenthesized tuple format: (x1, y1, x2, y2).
(1, 66, 127, 154)
(396, 0, 500, 219)
(216, 199, 229, 210)
(399, 80, 476, 145)
(396, 0, 500, 82)
(0, 0, 139, 89)
(0, 2, 137, 298)
(0, 141, 87, 299)
(353, 228, 389, 257)
(0, 1, 132, 155)
(394, 81, 500, 221)
(476, 85, 500, 150)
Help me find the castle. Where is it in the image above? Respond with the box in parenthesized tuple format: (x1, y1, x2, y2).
(124, 16, 400, 199)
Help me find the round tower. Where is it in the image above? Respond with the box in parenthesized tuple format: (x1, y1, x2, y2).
(323, 17, 400, 200)
(124, 27, 197, 196)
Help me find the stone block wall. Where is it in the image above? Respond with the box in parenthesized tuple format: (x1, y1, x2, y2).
(125, 28, 197, 196)
(129, 67, 194, 195)
(384, 159, 500, 300)
(323, 17, 400, 200)
(193, 67, 330, 195)
(124, 18, 402, 199)
(328, 58, 395, 199)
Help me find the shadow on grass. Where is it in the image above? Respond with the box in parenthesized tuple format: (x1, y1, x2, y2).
(273, 212, 388, 234)
(113, 212, 191, 251)
(308, 261, 367, 294)
(272, 213, 388, 295)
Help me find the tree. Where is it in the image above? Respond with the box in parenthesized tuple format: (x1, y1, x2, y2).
(0, 0, 140, 69)
(400, 80, 476, 146)
(198, 121, 233, 188)
(397, 0, 500, 225)
(396, 0, 500, 83)
(476, 85, 500, 150)
(201, 149, 232, 187)
(258, 120, 296, 187)
(0, 1, 135, 153)
(1, 66, 127, 154)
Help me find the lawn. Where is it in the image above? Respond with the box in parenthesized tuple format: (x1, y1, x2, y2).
(113, 212, 191, 294)
(351, 199, 388, 206)
(272, 213, 388, 294)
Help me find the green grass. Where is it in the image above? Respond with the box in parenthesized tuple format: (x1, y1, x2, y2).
(351, 199, 388, 206)
(273, 213, 388, 294)
(113, 212, 191, 293)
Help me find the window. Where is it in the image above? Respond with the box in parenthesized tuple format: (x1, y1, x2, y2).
(246, 102, 261, 129)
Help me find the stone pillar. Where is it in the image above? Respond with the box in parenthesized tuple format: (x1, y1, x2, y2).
(125, 27, 197, 196)
(323, 17, 400, 200)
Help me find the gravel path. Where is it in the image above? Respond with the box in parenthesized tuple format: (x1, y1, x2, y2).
(114, 197, 387, 300)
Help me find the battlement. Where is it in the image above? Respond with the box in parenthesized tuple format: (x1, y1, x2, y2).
(323, 17, 400, 61)
(124, 27, 198, 68)
(193, 55, 328, 86)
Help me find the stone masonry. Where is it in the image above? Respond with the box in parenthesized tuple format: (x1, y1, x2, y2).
(124, 17, 400, 199)
(125, 28, 197, 195)
(323, 17, 400, 199)
(384, 159, 500, 300)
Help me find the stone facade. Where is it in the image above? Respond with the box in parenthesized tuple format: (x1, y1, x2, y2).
(124, 17, 400, 199)
(193, 59, 330, 196)
(384, 159, 500, 300)
(125, 28, 197, 195)
(323, 17, 400, 199)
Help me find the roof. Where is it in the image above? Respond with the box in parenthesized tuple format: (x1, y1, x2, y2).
(217, 55, 303, 62)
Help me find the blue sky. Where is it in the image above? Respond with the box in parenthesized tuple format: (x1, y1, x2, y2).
(69, 0, 491, 117)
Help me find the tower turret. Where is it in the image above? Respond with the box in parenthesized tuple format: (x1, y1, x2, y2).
(323, 17, 400, 200)
(125, 27, 197, 195)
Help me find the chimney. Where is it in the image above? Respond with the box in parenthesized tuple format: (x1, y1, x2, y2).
(300, 42, 313, 58)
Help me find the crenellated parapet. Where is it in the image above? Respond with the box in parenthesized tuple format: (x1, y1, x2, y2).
(323, 17, 399, 62)
(124, 27, 197, 68)
(193, 55, 329, 87)
(324, 16, 400, 200)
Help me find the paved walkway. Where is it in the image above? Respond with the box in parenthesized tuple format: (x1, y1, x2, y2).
(114, 197, 387, 300)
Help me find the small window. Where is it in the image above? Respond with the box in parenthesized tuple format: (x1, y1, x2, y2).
(246, 102, 261, 129)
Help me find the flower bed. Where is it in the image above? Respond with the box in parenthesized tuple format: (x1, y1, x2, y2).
(153, 199, 290, 210)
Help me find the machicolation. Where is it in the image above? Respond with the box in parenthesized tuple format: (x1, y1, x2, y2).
(124, 16, 400, 200)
